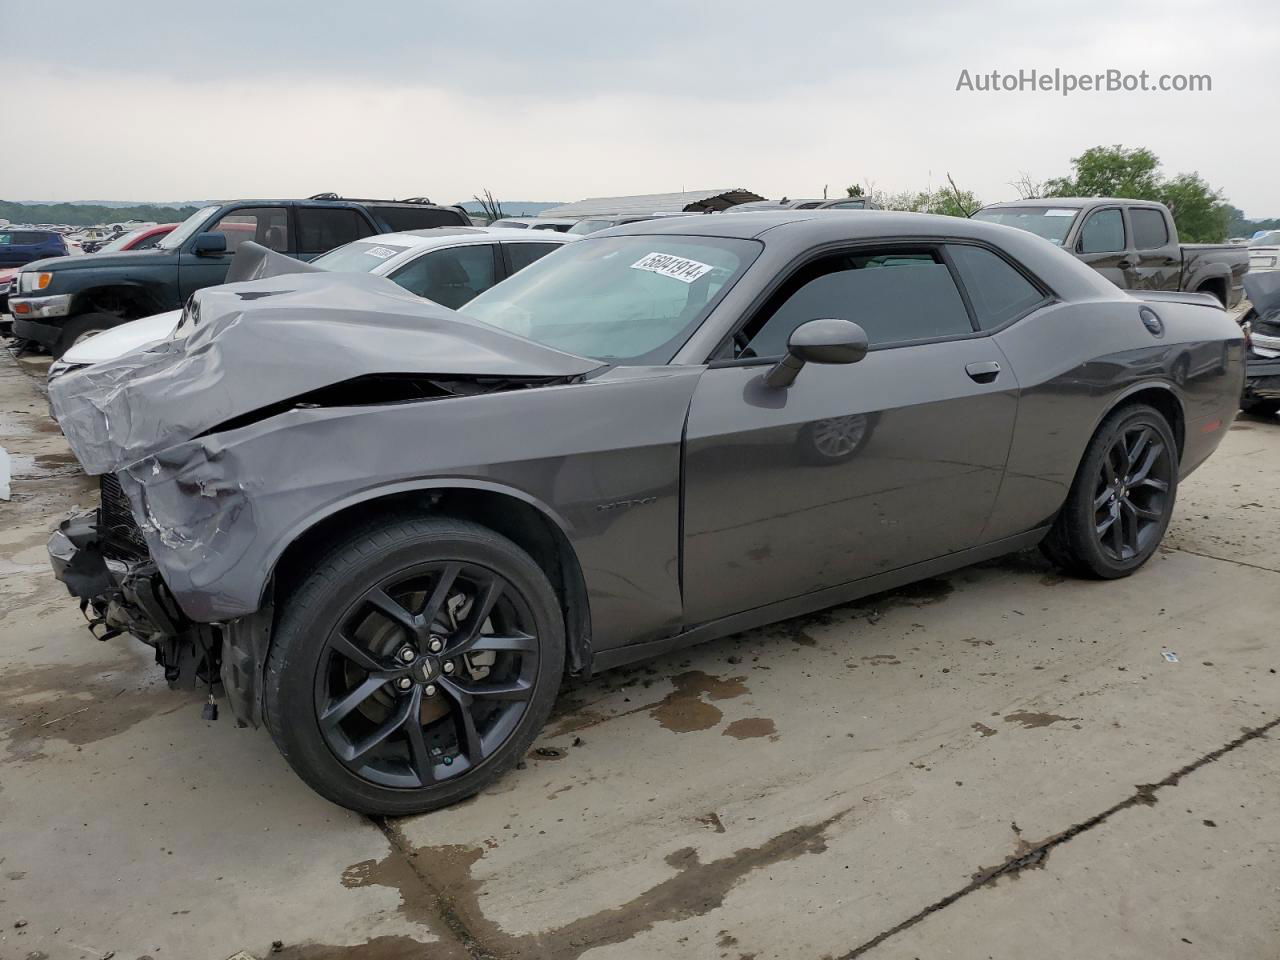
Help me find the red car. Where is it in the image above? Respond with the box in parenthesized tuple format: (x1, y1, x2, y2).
(92, 223, 178, 253)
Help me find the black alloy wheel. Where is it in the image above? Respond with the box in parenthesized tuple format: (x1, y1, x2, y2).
(1091, 422, 1174, 563)
(266, 516, 564, 815)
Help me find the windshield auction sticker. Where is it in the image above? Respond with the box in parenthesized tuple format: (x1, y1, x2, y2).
(365, 245, 401, 259)
(630, 252, 714, 283)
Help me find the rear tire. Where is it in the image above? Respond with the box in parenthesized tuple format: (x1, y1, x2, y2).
(264, 514, 565, 816)
(52, 312, 120, 359)
(1041, 403, 1178, 579)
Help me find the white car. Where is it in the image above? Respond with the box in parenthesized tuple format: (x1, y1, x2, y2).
(53, 227, 574, 372)
(1248, 231, 1280, 274)
(490, 217, 577, 232)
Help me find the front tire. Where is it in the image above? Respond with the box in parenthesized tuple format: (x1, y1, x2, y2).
(1241, 399, 1279, 418)
(264, 515, 565, 816)
(1041, 403, 1178, 579)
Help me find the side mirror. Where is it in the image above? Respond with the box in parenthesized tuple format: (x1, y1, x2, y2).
(765, 318, 868, 388)
(192, 232, 228, 256)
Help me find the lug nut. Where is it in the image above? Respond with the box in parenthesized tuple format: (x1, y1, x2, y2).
(424, 684, 438, 697)
(396, 677, 413, 691)
(443, 661, 456, 674)
(428, 638, 444, 654)
(398, 647, 416, 663)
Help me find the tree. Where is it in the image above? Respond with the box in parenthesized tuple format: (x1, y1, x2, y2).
(1044, 145, 1162, 200)
(881, 186, 982, 218)
(1009, 172, 1047, 200)
(1158, 173, 1229, 243)
(845, 183, 865, 198)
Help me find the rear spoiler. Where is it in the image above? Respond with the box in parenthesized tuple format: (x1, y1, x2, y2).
(1131, 290, 1224, 310)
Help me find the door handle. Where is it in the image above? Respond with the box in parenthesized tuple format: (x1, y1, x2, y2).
(965, 360, 1001, 384)
(1117, 258, 1138, 269)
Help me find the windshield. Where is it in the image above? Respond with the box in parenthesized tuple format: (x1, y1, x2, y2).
(98, 227, 151, 253)
(567, 219, 616, 235)
(971, 206, 1079, 245)
(460, 235, 758, 363)
(1250, 231, 1280, 247)
(157, 206, 220, 250)
(311, 240, 413, 272)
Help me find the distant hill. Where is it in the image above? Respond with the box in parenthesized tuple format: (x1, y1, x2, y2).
(9, 199, 215, 209)
(1, 200, 204, 226)
(456, 200, 564, 217)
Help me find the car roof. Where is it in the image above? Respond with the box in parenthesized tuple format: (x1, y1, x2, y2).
(599, 208, 1095, 249)
(361, 226, 573, 247)
(979, 197, 1165, 210)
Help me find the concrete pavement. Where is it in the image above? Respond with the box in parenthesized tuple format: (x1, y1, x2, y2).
(1, 346, 1277, 960)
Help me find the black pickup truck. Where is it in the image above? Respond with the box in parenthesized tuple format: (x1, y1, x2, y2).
(9, 195, 469, 356)
(973, 198, 1248, 309)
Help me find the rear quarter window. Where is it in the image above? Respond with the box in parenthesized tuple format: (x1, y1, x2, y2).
(369, 205, 468, 231)
(1130, 208, 1170, 250)
(947, 244, 1048, 329)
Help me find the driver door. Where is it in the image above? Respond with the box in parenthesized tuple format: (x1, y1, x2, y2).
(681, 246, 1018, 625)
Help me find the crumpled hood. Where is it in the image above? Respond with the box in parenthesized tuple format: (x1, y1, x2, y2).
(1245, 271, 1280, 320)
(50, 270, 601, 475)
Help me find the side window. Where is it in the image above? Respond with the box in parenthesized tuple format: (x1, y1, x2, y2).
(132, 232, 163, 250)
(947, 245, 1047, 330)
(368, 205, 467, 231)
(1078, 209, 1125, 254)
(828, 199, 866, 209)
(737, 248, 973, 357)
(207, 207, 290, 253)
(1130, 209, 1170, 250)
(390, 245, 497, 309)
(506, 242, 560, 274)
(297, 208, 372, 253)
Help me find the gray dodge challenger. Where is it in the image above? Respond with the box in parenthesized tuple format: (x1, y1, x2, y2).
(47, 211, 1244, 814)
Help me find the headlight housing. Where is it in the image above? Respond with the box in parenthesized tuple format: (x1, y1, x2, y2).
(19, 271, 53, 293)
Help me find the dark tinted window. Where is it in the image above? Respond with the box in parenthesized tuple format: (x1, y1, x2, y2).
(827, 199, 867, 209)
(947, 244, 1046, 329)
(390, 244, 497, 309)
(12, 231, 47, 244)
(1130, 208, 1170, 250)
(208, 207, 290, 253)
(739, 249, 973, 357)
(1079, 209, 1124, 254)
(368, 205, 467, 231)
(297, 208, 371, 252)
(506, 242, 560, 274)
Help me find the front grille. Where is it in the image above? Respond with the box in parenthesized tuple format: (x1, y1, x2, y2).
(99, 473, 149, 560)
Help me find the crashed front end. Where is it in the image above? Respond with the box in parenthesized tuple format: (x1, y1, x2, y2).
(1243, 271, 1280, 404)
(45, 270, 602, 725)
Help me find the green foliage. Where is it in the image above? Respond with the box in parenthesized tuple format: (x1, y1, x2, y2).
(880, 187, 982, 218)
(1159, 173, 1230, 243)
(0, 201, 200, 227)
(1045, 145, 1162, 200)
(845, 184, 865, 198)
(1044, 145, 1231, 242)
(1226, 204, 1280, 238)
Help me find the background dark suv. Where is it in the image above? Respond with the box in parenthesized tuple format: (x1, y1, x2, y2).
(0, 229, 69, 267)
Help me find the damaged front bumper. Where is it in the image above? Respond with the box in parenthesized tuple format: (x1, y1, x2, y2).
(48, 499, 271, 725)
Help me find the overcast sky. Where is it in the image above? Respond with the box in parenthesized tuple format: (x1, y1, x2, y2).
(9, 0, 1279, 215)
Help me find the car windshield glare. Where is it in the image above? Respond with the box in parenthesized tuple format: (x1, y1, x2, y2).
(1250, 231, 1280, 247)
(460, 235, 758, 363)
(312, 240, 413, 272)
(971, 207, 1079, 245)
(158, 206, 220, 250)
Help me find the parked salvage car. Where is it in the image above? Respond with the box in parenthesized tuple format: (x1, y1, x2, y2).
(47, 227, 573, 375)
(91, 223, 177, 254)
(1248, 230, 1280, 275)
(8, 195, 470, 357)
(0, 228, 69, 267)
(1239, 270, 1280, 417)
(46, 211, 1243, 814)
(726, 197, 882, 212)
(972, 199, 1247, 308)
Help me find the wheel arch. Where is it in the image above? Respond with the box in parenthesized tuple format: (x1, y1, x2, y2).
(71, 282, 163, 319)
(266, 480, 594, 676)
(1193, 276, 1228, 307)
(1097, 381, 1186, 463)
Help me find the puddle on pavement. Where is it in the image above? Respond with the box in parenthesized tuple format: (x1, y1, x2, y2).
(650, 670, 749, 733)
(1003, 710, 1080, 729)
(722, 717, 776, 740)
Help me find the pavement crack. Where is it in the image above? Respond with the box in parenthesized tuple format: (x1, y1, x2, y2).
(371, 816, 504, 960)
(1167, 544, 1280, 575)
(837, 714, 1280, 959)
